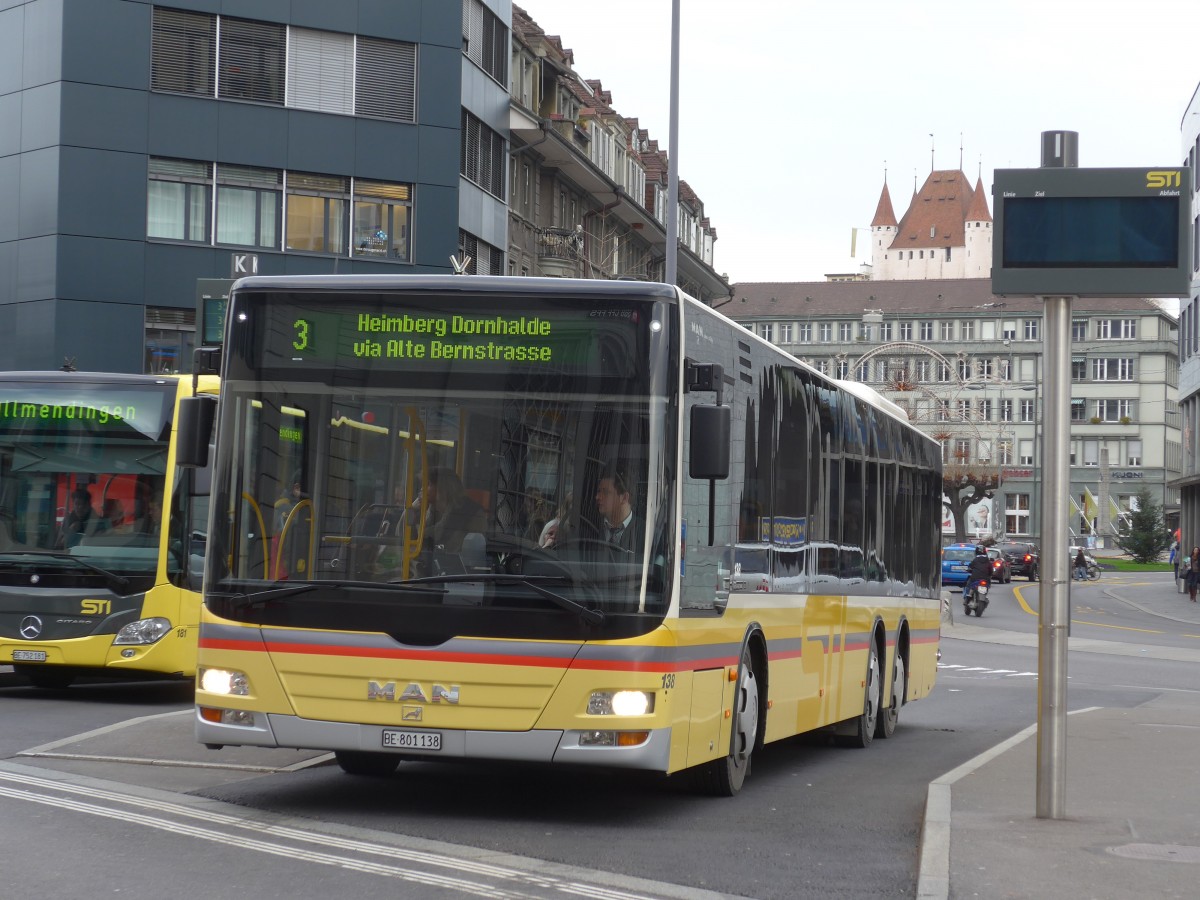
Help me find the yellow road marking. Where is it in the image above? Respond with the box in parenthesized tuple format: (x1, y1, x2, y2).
(1073, 620, 1165, 634)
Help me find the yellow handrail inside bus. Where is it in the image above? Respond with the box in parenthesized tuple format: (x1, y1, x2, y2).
(240, 491, 269, 576)
(274, 497, 314, 580)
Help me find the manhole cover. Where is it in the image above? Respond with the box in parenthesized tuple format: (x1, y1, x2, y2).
(1107, 843, 1200, 863)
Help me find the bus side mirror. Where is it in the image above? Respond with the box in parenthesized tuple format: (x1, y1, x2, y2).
(689, 405, 730, 480)
(177, 395, 217, 468)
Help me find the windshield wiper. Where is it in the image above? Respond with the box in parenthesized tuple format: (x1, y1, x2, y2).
(389, 573, 605, 625)
(0, 550, 130, 593)
(212, 579, 448, 611)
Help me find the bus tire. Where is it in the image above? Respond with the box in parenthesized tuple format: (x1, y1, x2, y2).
(875, 649, 904, 740)
(841, 640, 881, 748)
(334, 750, 399, 777)
(698, 645, 759, 796)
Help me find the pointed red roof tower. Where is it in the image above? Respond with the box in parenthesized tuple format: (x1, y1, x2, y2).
(965, 176, 992, 222)
(871, 182, 898, 227)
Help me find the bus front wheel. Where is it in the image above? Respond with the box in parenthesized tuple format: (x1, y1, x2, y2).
(698, 645, 759, 797)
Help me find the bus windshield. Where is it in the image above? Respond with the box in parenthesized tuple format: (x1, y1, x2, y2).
(208, 288, 675, 641)
(0, 379, 174, 580)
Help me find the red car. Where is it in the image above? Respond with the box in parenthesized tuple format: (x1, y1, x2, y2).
(987, 548, 1012, 583)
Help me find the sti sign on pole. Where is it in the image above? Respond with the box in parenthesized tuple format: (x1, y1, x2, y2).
(992, 166, 1190, 297)
(992, 158, 1190, 821)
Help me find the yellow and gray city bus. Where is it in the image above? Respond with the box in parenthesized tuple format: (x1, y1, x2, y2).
(0, 371, 217, 688)
(183, 275, 941, 794)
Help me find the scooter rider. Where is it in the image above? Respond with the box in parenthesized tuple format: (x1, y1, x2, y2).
(965, 544, 993, 600)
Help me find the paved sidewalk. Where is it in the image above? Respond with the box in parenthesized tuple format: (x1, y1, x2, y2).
(921, 572, 1200, 899)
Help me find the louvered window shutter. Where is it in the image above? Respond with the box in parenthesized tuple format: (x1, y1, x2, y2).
(355, 38, 417, 121)
(151, 8, 215, 95)
(287, 28, 354, 114)
(218, 18, 286, 105)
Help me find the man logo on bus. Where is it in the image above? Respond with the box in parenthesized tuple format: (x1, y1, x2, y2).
(367, 681, 460, 704)
(1146, 170, 1180, 189)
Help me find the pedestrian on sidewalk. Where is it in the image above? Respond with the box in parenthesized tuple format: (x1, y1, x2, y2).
(1073, 548, 1088, 582)
(1186, 547, 1200, 602)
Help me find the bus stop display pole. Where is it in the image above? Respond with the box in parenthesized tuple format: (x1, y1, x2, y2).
(1037, 293, 1073, 819)
(665, 0, 680, 286)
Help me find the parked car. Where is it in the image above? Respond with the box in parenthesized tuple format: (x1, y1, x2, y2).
(941, 542, 978, 587)
(995, 541, 1039, 580)
(987, 547, 1012, 583)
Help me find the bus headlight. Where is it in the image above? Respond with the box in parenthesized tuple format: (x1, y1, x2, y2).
(113, 618, 172, 645)
(587, 690, 654, 716)
(199, 667, 250, 696)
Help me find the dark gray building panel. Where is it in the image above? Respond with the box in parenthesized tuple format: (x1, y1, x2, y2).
(412, 182, 458, 267)
(60, 82, 150, 154)
(419, 45, 465, 131)
(55, 298, 146, 371)
(59, 146, 147, 240)
(290, 0, 355, 33)
(56, 236, 146, 304)
(16, 235, 56, 303)
(418, 124, 461, 188)
(144, 242, 222, 309)
(285, 110, 356, 175)
(0, 242, 15, 303)
(18, 146, 59, 239)
(0, 94, 19, 157)
(20, 83, 61, 152)
(358, 0, 425, 42)
(0, 5, 24, 96)
(0, 155, 18, 243)
(219, 0, 288, 23)
(353, 117, 421, 181)
(215, 102, 289, 167)
(416, 0, 464, 48)
(147, 93, 220, 160)
(21, 0, 63, 90)
(61, 0, 150, 91)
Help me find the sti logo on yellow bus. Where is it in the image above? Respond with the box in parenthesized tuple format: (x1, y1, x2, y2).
(81, 599, 112, 615)
(1146, 170, 1180, 189)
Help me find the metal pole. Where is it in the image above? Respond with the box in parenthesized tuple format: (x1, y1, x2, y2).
(665, 0, 680, 286)
(1037, 294, 1073, 818)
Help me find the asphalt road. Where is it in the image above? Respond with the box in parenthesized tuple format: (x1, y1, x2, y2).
(1, 572, 1193, 898)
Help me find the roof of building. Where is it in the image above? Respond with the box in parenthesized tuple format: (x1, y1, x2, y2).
(871, 182, 898, 228)
(964, 176, 993, 223)
(725, 277, 1174, 319)
(891, 170, 976, 250)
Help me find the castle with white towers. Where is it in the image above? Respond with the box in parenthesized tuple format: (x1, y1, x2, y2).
(869, 170, 992, 280)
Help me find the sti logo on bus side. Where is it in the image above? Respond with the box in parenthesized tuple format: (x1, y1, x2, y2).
(1146, 170, 1180, 189)
(367, 681, 460, 703)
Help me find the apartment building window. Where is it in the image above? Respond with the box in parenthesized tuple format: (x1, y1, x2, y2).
(150, 8, 215, 95)
(978, 439, 992, 461)
(1006, 494, 1031, 535)
(219, 17, 286, 104)
(835, 360, 849, 379)
(215, 165, 281, 248)
(1002, 321, 1017, 340)
(815, 360, 828, 375)
(458, 230, 504, 275)
(839, 322, 853, 341)
(1023, 319, 1040, 340)
(798, 323, 812, 342)
(1072, 319, 1088, 341)
(939, 440, 951, 464)
(1083, 440, 1098, 466)
(1096, 399, 1133, 422)
(977, 399, 992, 421)
(1098, 318, 1137, 339)
(955, 439, 971, 463)
(856, 362, 869, 381)
(916, 359, 931, 382)
(1019, 398, 1035, 422)
(957, 358, 971, 381)
(919, 321, 934, 341)
(937, 401, 950, 422)
(352, 181, 412, 260)
(1018, 440, 1034, 466)
(880, 322, 893, 341)
(285, 173, 348, 254)
(877, 360, 889, 383)
(1071, 356, 1086, 381)
(355, 38, 417, 120)
(998, 439, 1013, 465)
(961, 320, 975, 341)
(1071, 398, 1086, 422)
(956, 399, 971, 421)
(780, 324, 793, 343)
(1127, 439, 1142, 466)
(462, 0, 508, 83)
(759, 323, 774, 342)
(940, 321, 954, 341)
(899, 322, 913, 340)
(1092, 357, 1135, 381)
(819, 323, 832, 342)
(147, 158, 211, 243)
(1000, 398, 1013, 422)
(461, 110, 506, 199)
(287, 28, 354, 115)
(937, 362, 952, 383)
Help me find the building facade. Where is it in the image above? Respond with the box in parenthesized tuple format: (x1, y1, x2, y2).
(0, 1, 727, 375)
(1173, 80, 1200, 547)
(728, 279, 1181, 544)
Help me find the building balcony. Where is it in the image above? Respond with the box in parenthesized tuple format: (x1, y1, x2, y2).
(536, 227, 583, 278)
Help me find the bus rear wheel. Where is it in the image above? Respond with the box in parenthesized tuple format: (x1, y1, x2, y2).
(334, 750, 399, 777)
(875, 651, 904, 739)
(698, 645, 759, 796)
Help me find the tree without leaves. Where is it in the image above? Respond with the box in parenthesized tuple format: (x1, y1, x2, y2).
(942, 464, 999, 545)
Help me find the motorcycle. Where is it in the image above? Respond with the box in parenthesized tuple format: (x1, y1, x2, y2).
(963, 578, 990, 616)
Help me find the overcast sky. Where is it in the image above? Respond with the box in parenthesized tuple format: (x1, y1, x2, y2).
(520, 0, 1200, 286)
